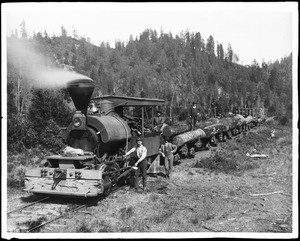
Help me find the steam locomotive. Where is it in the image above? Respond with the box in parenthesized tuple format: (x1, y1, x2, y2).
(24, 77, 265, 198)
(24, 77, 166, 197)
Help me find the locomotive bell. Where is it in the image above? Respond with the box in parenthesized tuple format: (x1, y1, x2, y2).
(66, 77, 95, 114)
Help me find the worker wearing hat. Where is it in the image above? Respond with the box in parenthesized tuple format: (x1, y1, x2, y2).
(159, 135, 177, 178)
(124, 137, 148, 192)
(153, 110, 166, 132)
(190, 102, 200, 130)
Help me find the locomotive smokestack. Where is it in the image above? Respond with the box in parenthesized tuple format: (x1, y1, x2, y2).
(66, 77, 95, 115)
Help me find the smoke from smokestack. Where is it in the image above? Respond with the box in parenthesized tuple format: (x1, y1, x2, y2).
(7, 38, 91, 89)
(34, 70, 92, 89)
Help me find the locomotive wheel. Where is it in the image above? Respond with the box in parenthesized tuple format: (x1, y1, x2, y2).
(231, 129, 236, 136)
(226, 130, 232, 140)
(188, 147, 195, 158)
(105, 163, 121, 183)
(211, 136, 218, 147)
(218, 133, 223, 142)
(103, 175, 112, 196)
(235, 128, 240, 135)
(205, 141, 211, 150)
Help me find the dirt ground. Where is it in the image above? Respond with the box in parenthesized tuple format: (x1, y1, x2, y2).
(4, 123, 296, 238)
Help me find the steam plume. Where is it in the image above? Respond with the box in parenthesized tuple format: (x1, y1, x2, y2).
(7, 38, 92, 89)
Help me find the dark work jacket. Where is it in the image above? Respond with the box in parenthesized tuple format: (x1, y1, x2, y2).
(190, 107, 199, 118)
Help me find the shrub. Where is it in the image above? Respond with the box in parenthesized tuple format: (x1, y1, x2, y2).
(195, 152, 238, 174)
(76, 222, 92, 233)
(278, 115, 289, 126)
(39, 119, 66, 153)
(120, 206, 134, 220)
(178, 109, 189, 121)
(7, 165, 26, 187)
(195, 130, 268, 174)
(23, 216, 47, 232)
(268, 104, 276, 116)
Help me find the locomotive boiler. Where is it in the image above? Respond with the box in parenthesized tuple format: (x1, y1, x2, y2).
(24, 77, 165, 197)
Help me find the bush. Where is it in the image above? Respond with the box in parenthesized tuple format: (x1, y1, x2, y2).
(7, 165, 26, 187)
(195, 152, 238, 174)
(195, 130, 269, 174)
(178, 109, 190, 121)
(76, 222, 92, 233)
(195, 149, 259, 175)
(268, 104, 276, 116)
(39, 119, 66, 153)
(278, 115, 289, 126)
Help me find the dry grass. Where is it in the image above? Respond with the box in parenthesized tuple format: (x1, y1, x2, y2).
(7, 121, 294, 234)
(7, 148, 52, 188)
(194, 123, 292, 176)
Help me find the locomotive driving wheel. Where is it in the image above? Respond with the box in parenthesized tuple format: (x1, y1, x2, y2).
(226, 130, 232, 139)
(100, 162, 121, 196)
(104, 162, 121, 183)
(102, 175, 112, 196)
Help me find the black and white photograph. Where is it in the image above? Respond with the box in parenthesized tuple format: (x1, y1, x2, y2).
(1, 2, 298, 239)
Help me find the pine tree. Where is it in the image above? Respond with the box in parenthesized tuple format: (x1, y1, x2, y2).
(61, 26, 68, 37)
(219, 44, 224, 60)
(20, 20, 27, 39)
(226, 44, 233, 63)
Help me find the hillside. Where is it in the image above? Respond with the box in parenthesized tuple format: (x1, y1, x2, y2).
(6, 28, 292, 154)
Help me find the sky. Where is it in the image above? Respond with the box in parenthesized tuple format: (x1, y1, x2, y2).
(2, 2, 298, 66)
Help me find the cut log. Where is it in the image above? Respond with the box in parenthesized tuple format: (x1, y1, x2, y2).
(218, 117, 236, 130)
(234, 114, 247, 125)
(162, 118, 219, 139)
(202, 123, 227, 138)
(196, 118, 220, 129)
(244, 115, 253, 124)
(162, 123, 192, 139)
(173, 128, 206, 147)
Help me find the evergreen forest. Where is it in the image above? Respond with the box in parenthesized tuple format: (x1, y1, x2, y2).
(6, 23, 293, 153)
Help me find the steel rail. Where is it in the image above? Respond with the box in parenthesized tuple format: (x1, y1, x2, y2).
(26, 185, 127, 233)
(26, 202, 87, 233)
(7, 196, 51, 215)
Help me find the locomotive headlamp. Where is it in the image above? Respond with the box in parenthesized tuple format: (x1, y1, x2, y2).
(70, 111, 86, 130)
(73, 117, 82, 127)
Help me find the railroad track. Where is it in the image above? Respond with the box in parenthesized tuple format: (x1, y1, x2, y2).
(7, 185, 127, 233)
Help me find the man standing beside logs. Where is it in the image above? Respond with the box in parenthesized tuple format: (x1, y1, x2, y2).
(159, 136, 177, 178)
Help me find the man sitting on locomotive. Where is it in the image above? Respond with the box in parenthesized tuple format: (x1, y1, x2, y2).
(124, 138, 148, 193)
(153, 110, 166, 132)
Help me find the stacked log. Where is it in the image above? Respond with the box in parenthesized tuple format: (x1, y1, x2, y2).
(173, 128, 206, 147)
(197, 118, 220, 129)
(162, 118, 220, 139)
(202, 123, 227, 138)
(162, 123, 192, 139)
(244, 115, 253, 124)
(234, 114, 247, 126)
(218, 117, 234, 131)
